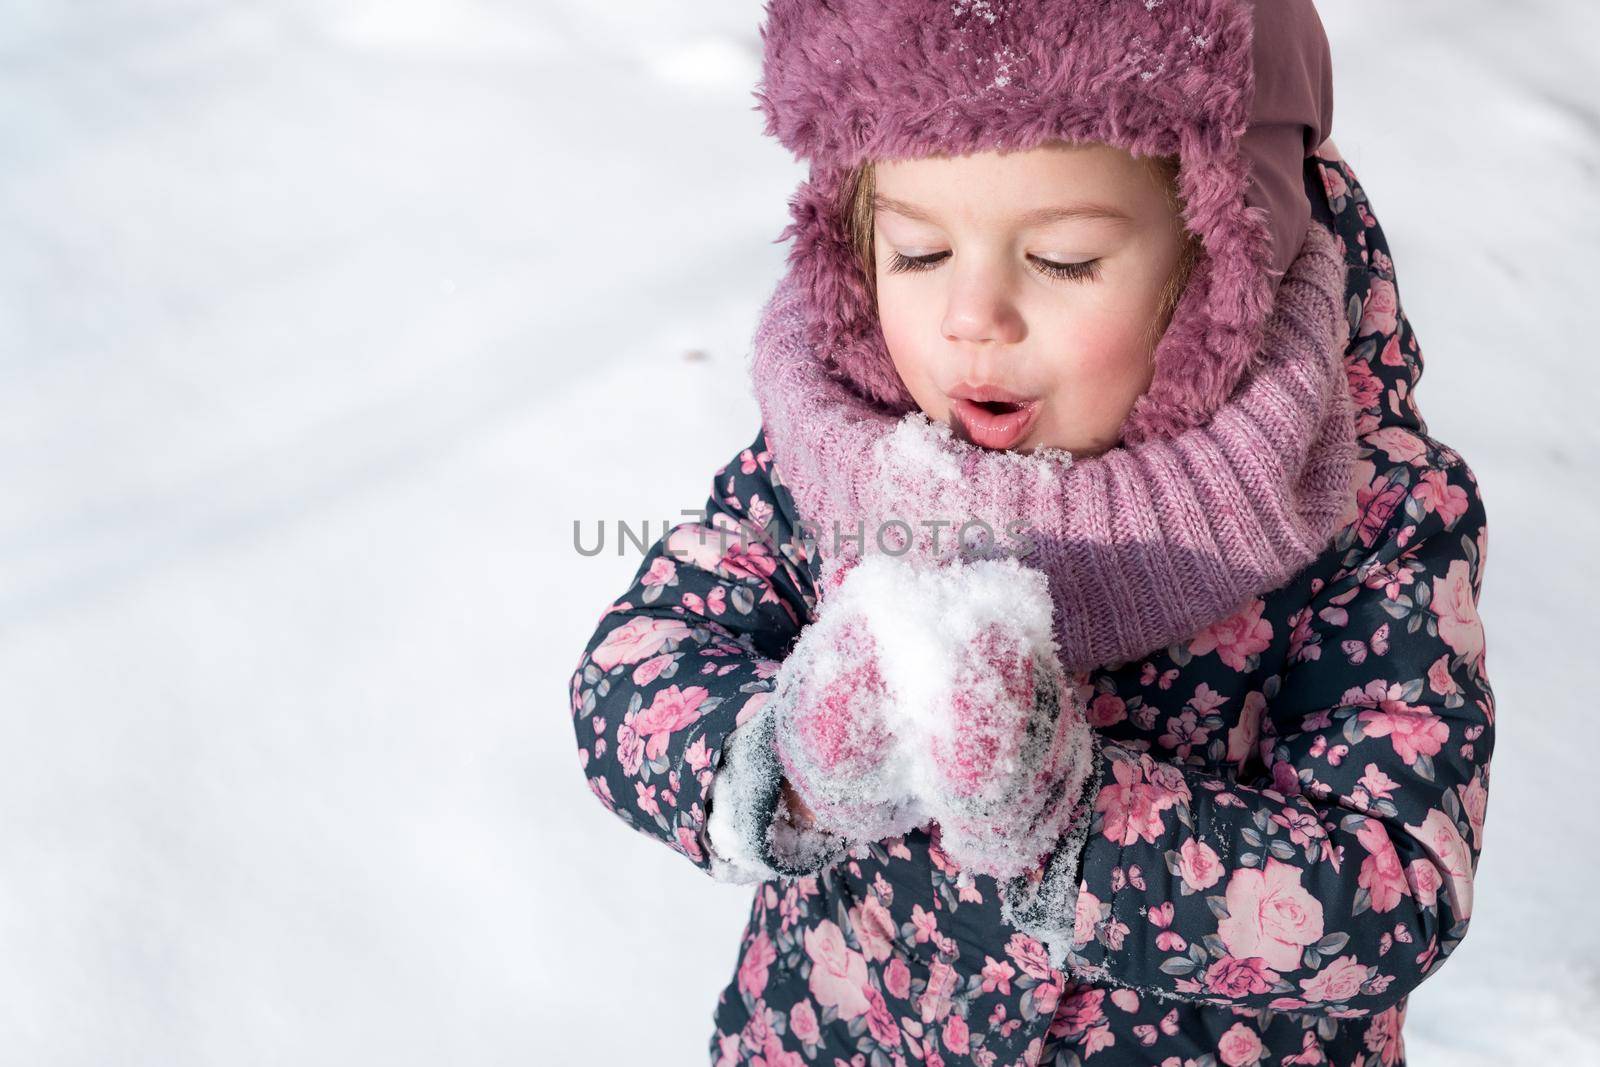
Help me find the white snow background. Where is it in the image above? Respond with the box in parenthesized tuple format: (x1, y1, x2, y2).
(3, 1, 1597, 1063)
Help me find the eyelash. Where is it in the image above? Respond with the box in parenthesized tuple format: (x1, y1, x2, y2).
(885, 250, 1103, 283)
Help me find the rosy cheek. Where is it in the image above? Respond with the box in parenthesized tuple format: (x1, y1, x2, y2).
(1062, 314, 1149, 377)
(878, 302, 945, 413)
(1044, 324, 1152, 413)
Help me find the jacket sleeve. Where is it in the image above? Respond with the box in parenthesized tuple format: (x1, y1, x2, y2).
(567, 431, 823, 882)
(1045, 449, 1494, 1019)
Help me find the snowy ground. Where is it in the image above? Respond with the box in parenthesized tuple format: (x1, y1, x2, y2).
(3, 1, 1597, 1063)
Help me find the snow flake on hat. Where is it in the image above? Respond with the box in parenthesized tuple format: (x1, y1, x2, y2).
(952, 0, 1002, 25)
(989, 45, 1023, 89)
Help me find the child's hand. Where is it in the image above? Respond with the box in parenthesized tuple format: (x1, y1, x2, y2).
(768, 552, 1094, 876)
(770, 611, 922, 845)
(920, 623, 1095, 881)
(778, 776, 816, 830)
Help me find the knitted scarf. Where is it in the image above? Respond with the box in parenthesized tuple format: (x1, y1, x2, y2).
(749, 219, 1357, 674)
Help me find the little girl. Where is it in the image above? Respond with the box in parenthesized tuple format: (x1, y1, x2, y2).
(568, 2, 1494, 1064)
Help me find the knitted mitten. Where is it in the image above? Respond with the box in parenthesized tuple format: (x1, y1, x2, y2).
(770, 607, 922, 846)
(921, 618, 1095, 881)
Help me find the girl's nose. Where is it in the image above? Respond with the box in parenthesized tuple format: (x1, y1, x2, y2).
(941, 272, 1027, 348)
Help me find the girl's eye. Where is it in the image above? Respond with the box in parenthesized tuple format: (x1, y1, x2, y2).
(1031, 256, 1103, 283)
(884, 250, 1102, 283)
(885, 250, 949, 274)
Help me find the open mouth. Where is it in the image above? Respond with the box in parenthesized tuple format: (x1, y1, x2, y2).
(948, 397, 1041, 451)
(969, 399, 1024, 416)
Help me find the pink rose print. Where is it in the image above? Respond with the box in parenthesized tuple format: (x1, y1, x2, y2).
(1413, 468, 1468, 526)
(980, 957, 1015, 995)
(1365, 1004, 1407, 1067)
(737, 447, 767, 474)
(674, 825, 703, 863)
(1178, 838, 1225, 891)
(865, 986, 902, 1048)
(1004, 932, 1055, 982)
(739, 932, 778, 999)
(1356, 691, 1449, 766)
(1269, 807, 1326, 851)
(1365, 427, 1429, 466)
(1335, 457, 1375, 538)
(1032, 979, 1060, 1016)
(666, 513, 780, 583)
(1403, 808, 1474, 919)
(1320, 163, 1349, 201)
(1097, 754, 1190, 847)
(747, 488, 774, 526)
(631, 653, 673, 687)
(1431, 558, 1485, 665)
(592, 616, 690, 670)
(789, 999, 820, 1045)
(1407, 857, 1441, 909)
(735, 689, 773, 730)
(1087, 692, 1127, 727)
(1073, 888, 1102, 947)
(920, 958, 959, 1023)
(635, 782, 660, 819)
(1459, 773, 1488, 848)
(615, 723, 645, 777)
(662, 520, 729, 572)
(1054, 987, 1106, 1034)
(1298, 953, 1370, 1003)
(716, 527, 780, 586)
(1270, 761, 1302, 799)
(942, 1013, 970, 1055)
(849, 895, 896, 963)
(1426, 654, 1458, 697)
(1355, 764, 1400, 809)
(1217, 858, 1325, 972)
(1355, 476, 1408, 548)
(1379, 332, 1405, 367)
(885, 956, 912, 1000)
(1204, 956, 1277, 998)
(1359, 277, 1398, 337)
(1355, 819, 1413, 913)
(803, 920, 871, 1020)
(1158, 708, 1209, 757)
(1217, 1022, 1264, 1066)
(632, 684, 711, 760)
(641, 556, 676, 588)
(1346, 359, 1383, 415)
(1188, 598, 1272, 671)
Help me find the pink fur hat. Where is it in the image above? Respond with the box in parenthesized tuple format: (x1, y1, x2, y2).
(753, 0, 1336, 445)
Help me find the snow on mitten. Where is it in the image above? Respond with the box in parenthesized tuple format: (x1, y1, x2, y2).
(923, 618, 1095, 881)
(769, 590, 922, 846)
(841, 554, 1093, 882)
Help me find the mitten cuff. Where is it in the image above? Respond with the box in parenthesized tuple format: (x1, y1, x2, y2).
(996, 727, 1107, 969)
(705, 697, 853, 883)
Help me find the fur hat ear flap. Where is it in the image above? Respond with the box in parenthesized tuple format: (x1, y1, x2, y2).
(1117, 140, 1281, 445)
(775, 166, 915, 414)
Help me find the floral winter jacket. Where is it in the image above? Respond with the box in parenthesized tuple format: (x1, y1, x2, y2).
(567, 149, 1494, 1067)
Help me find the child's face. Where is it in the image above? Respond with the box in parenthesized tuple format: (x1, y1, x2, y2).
(871, 140, 1190, 456)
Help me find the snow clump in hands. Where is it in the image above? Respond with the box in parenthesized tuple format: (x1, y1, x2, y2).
(770, 552, 1097, 880)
